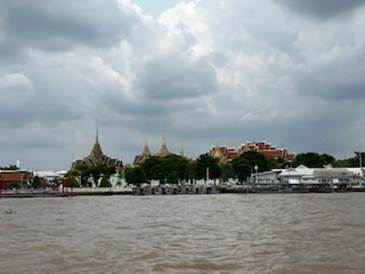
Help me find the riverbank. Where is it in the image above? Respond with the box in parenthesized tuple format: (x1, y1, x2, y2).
(1, 185, 365, 198)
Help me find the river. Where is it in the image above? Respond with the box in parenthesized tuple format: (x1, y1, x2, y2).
(0, 193, 364, 274)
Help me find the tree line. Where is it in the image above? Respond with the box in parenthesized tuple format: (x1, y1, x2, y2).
(126, 151, 276, 185)
(124, 151, 364, 186)
(64, 151, 365, 187)
(67, 164, 117, 187)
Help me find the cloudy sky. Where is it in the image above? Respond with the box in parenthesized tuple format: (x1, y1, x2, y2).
(1, 0, 365, 170)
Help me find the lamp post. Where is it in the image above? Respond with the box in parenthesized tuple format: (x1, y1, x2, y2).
(355, 149, 363, 168)
(254, 165, 258, 185)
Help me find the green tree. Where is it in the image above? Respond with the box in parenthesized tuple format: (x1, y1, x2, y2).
(269, 157, 292, 169)
(332, 152, 364, 168)
(220, 164, 235, 181)
(125, 167, 149, 186)
(239, 151, 272, 172)
(232, 157, 251, 182)
(86, 164, 116, 187)
(142, 157, 164, 181)
(184, 160, 197, 182)
(73, 164, 91, 187)
(141, 155, 189, 184)
(89, 166, 102, 186)
(293, 153, 335, 168)
(160, 155, 188, 183)
(32, 176, 42, 189)
(99, 176, 112, 188)
(196, 154, 221, 180)
(0, 165, 19, 170)
(166, 171, 179, 184)
(63, 175, 80, 188)
(332, 159, 353, 168)
(321, 154, 336, 166)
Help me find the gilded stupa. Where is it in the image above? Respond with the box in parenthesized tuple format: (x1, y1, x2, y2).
(71, 127, 123, 172)
(133, 139, 152, 166)
(134, 137, 174, 166)
(155, 137, 170, 158)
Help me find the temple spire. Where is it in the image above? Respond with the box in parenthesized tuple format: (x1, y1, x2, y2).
(88, 121, 104, 161)
(143, 138, 151, 156)
(180, 142, 185, 157)
(71, 122, 123, 173)
(157, 136, 170, 157)
(96, 120, 99, 144)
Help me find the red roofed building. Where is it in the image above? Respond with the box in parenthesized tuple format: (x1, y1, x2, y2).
(209, 141, 296, 165)
(0, 170, 33, 191)
(209, 146, 238, 165)
(239, 141, 295, 162)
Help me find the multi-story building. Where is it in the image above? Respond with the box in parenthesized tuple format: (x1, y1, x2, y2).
(210, 140, 296, 164)
(238, 141, 295, 162)
(209, 146, 238, 165)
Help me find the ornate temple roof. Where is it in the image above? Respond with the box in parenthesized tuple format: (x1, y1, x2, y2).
(71, 128, 123, 171)
(142, 139, 151, 157)
(133, 139, 152, 166)
(180, 143, 185, 158)
(156, 137, 170, 157)
(87, 130, 105, 164)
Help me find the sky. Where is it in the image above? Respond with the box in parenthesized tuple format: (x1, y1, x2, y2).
(133, 0, 181, 15)
(1, 0, 365, 170)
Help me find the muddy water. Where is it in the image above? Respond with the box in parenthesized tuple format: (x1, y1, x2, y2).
(0, 194, 364, 274)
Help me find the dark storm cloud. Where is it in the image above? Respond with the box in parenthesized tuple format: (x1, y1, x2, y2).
(277, 0, 365, 18)
(293, 49, 365, 101)
(0, 84, 80, 128)
(138, 56, 218, 100)
(297, 77, 365, 101)
(0, 0, 137, 53)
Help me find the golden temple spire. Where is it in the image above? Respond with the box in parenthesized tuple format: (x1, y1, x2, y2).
(180, 142, 185, 157)
(88, 121, 104, 161)
(143, 138, 151, 156)
(157, 136, 170, 157)
(96, 119, 100, 144)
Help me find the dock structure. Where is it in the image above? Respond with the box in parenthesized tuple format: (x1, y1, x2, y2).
(133, 184, 220, 195)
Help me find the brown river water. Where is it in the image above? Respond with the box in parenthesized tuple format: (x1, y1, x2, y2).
(0, 193, 364, 274)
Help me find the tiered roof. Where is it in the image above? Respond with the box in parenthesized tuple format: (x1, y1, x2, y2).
(134, 138, 187, 166)
(133, 139, 152, 165)
(210, 140, 296, 164)
(71, 129, 123, 172)
(156, 137, 170, 158)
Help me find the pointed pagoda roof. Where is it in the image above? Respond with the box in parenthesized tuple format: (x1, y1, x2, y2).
(133, 138, 151, 166)
(142, 139, 151, 157)
(180, 143, 185, 158)
(71, 125, 123, 171)
(86, 125, 106, 163)
(156, 137, 170, 157)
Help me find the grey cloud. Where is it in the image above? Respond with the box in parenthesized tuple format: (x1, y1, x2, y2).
(277, 0, 365, 18)
(1, 0, 365, 169)
(0, 0, 138, 54)
(294, 48, 365, 100)
(138, 56, 218, 100)
(297, 76, 365, 101)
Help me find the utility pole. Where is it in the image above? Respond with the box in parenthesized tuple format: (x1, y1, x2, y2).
(355, 149, 363, 168)
(360, 152, 363, 168)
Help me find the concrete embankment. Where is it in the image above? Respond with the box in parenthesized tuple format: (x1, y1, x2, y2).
(0, 189, 133, 198)
(1, 186, 365, 198)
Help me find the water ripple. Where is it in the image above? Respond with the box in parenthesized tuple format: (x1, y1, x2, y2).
(0, 194, 365, 273)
